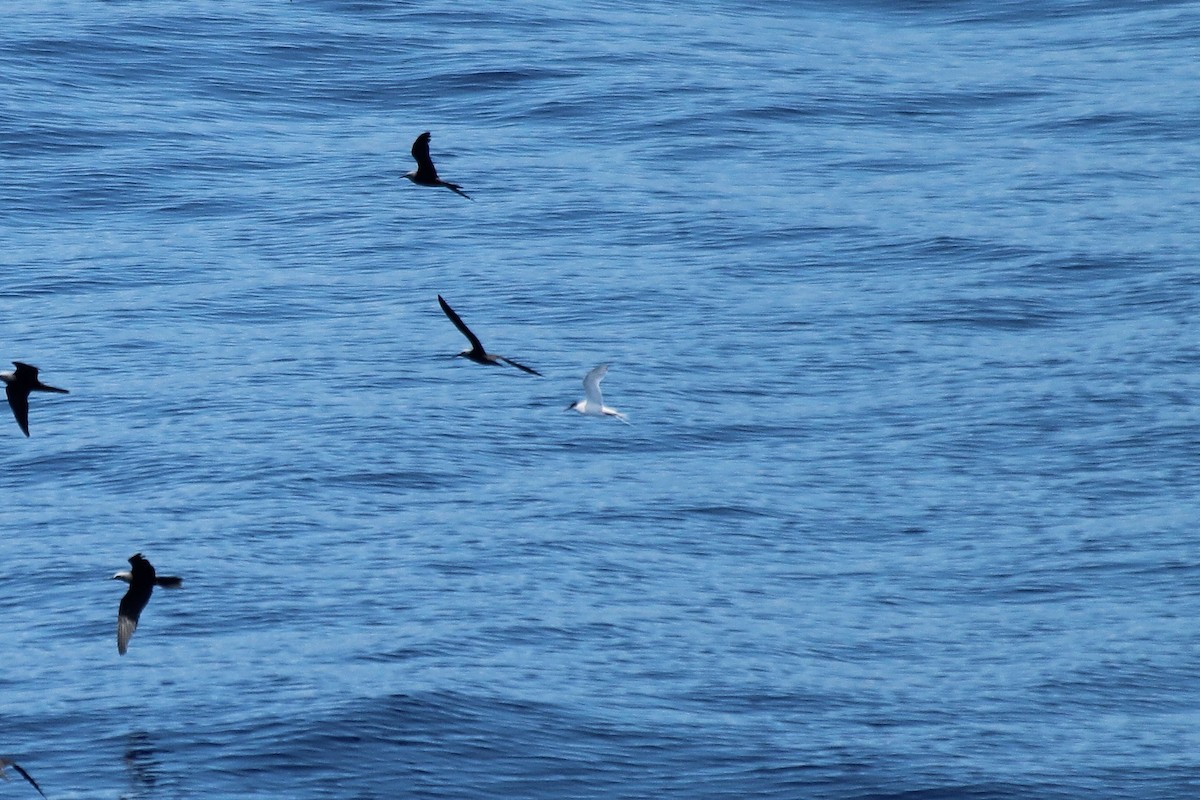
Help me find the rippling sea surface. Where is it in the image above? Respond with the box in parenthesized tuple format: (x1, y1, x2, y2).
(2, 1, 1198, 798)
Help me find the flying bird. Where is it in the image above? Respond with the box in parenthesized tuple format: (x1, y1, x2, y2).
(404, 131, 472, 200)
(1, 362, 68, 437)
(0, 758, 47, 799)
(114, 553, 182, 655)
(566, 364, 629, 423)
(438, 295, 542, 376)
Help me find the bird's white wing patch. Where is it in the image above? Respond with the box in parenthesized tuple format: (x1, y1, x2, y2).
(118, 615, 138, 655)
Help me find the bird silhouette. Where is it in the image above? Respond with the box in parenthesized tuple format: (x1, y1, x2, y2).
(566, 364, 629, 423)
(438, 295, 541, 375)
(1, 362, 68, 437)
(403, 132, 472, 199)
(114, 553, 182, 655)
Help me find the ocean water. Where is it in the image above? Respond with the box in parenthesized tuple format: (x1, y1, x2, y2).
(2, 1, 1198, 798)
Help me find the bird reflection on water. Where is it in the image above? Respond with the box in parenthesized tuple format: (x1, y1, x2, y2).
(122, 730, 161, 799)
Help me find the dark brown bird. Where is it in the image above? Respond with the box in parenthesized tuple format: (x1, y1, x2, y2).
(403, 131, 472, 200)
(0, 757, 47, 799)
(1, 362, 68, 437)
(438, 295, 541, 376)
(113, 553, 183, 655)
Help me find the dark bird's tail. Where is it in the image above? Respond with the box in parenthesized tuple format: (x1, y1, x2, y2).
(443, 181, 472, 200)
(500, 357, 542, 376)
(4, 761, 47, 800)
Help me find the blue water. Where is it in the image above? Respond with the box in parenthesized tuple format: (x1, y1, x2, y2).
(2, 1, 1198, 798)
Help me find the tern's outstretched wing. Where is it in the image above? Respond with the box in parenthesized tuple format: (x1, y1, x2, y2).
(438, 295, 485, 353)
(583, 364, 609, 407)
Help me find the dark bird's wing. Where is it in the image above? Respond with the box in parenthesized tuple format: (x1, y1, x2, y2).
(118, 582, 153, 655)
(498, 356, 542, 376)
(116, 561, 153, 652)
(438, 295, 485, 353)
(411, 131, 438, 180)
(12, 362, 39, 380)
(6, 762, 47, 800)
(13, 362, 67, 392)
(6, 385, 30, 437)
